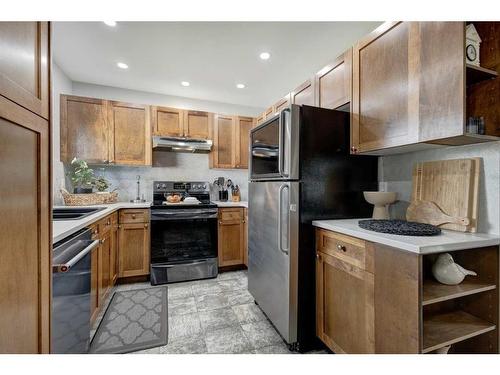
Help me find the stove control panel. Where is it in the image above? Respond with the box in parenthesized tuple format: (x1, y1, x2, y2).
(153, 181, 210, 193)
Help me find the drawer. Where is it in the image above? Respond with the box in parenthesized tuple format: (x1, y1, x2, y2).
(98, 214, 113, 235)
(219, 208, 243, 223)
(119, 209, 149, 224)
(316, 229, 367, 270)
(90, 223, 99, 240)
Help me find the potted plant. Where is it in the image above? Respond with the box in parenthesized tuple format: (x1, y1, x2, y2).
(67, 158, 95, 194)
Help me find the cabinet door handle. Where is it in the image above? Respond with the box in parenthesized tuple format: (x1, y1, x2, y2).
(132, 214, 136, 219)
(101, 238, 106, 244)
(336, 244, 346, 252)
(144, 223, 148, 228)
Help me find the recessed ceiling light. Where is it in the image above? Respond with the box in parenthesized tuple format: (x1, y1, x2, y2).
(181, 81, 190, 87)
(103, 21, 117, 27)
(117, 62, 128, 69)
(259, 52, 271, 60)
(236, 83, 245, 89)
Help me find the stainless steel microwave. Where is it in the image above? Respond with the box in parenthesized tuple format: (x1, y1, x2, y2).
(249, 105, 300, 181)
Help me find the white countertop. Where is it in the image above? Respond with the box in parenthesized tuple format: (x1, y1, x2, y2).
(312, 219, 500, 254)
(214, 201, 248, 208)
(53, 202, 152, 243)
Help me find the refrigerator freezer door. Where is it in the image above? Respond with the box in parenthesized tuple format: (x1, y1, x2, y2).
(248, 181, 299, 343)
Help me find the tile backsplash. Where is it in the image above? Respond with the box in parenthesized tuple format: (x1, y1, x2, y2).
(60, 151, 249, 203)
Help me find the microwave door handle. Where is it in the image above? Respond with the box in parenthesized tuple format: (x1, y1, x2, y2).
(279, 108, 291, 178)
(278, 184, 289, 255)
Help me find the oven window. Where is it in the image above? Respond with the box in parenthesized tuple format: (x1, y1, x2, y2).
(151, 218, 217, 263)
(251, 118, 280, 176)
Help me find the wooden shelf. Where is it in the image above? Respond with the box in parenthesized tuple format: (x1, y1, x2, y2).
(423, 279, 496, 306)
(466, 64, 498, 86)
(422, 310, 496, 353)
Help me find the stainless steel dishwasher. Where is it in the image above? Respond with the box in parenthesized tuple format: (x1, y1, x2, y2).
(52, 228, 99, 353)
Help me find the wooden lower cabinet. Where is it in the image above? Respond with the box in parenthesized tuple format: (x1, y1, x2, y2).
(316, 251, 374, 353)
(118, 209, 150, 277)
(315, 228, 499, 354)
(218, 208, 245, 267)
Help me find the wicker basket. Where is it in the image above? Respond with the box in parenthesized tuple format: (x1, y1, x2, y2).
(61, 188, 118, 206)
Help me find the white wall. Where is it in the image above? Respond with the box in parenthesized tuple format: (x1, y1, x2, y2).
(51, 63, 73, 205)
(72, 82, 262, 117)
(52, 70, 262, 204)
(379, 142, 500, 235)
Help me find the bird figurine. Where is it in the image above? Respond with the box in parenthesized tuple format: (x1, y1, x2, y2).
(432, 253, 477, 285)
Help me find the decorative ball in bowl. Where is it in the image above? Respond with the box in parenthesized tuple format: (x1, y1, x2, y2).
(363, 191, 398, 220)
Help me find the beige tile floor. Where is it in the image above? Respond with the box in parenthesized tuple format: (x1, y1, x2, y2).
(91, 270, 328, 354)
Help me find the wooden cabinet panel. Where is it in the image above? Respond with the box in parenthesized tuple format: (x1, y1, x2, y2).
(316, 251, 375, 354)
(109, 101, 151, 165)
(119, 208, 150, 224)
(0, 22, 49, 119)
(243, 208, 248, 267)
(90, 244, 99, 324)
(352, 22, 416, 153)
(110, 214, 119, 285)
(0, 22, 51, 353)
(255, 113, 265, 126)
(417, 22, 465, 142)
(264, 106, 273, 119)
(235, 116, 253, 169)
(60, 95, 109, 163)
(184, 110, 212, 139)
(151, 106, 184, 137)
(98, 231, 111, 302)
(273, 94, 291, 115)
(316, 49, 352, 110)
(119, 222, 150, 278)
(211, 114, 236, 169)
(218, 208, 244, 267)
(291, 79, 315, 106)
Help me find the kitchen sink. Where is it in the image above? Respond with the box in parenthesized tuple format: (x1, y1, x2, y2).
(53, 207, 106, 221)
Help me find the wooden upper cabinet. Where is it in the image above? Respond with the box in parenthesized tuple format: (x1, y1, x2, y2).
(60, 95, 109, 163)
(211, 114, 236, 169)
(151, 106, 184, 137)
(352, 22, 417, 153)
(291, 79, 315, 106)
(316, 48, 352, 110)
(273, 93, 291, 115)
(184, 110, 213, 139)
(108, 101, 152, 166)
(0, 22, 49, 120)
(264, 106, 274, 119)
(352, 22, 465, 154)
(235, 116, 253, 169)
(0, 22, 51, 353)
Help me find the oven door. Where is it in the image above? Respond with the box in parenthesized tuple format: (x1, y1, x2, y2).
(249, 105, 299, 181)
(150, 208, 218, 264)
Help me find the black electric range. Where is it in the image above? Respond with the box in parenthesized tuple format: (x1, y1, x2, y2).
(150, 181, 218, 285)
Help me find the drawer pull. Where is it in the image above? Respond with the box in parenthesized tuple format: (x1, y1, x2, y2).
(337, 244, 347, 252)
(132, 214, 136, 219)
(101, 238, 106, 244)
(144, 223, 148, 228)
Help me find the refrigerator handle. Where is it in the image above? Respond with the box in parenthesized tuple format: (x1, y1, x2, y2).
(278, 183, 289, 255)
(280, 107, 290, 178)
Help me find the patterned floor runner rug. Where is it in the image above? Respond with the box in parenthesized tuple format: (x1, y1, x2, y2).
(90, 287, 168, 354)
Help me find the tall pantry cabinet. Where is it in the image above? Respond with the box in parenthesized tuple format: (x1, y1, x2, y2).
(0, 22, 52, 353)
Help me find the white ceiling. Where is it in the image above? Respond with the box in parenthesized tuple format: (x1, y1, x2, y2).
(52, 22, 381, 109)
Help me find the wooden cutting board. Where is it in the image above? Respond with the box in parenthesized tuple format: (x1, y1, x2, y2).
(409, 158, 480, 232)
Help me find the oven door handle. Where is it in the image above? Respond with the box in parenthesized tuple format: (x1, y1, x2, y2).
(151, 212, 218, 220)
(53, 239, 99, 273)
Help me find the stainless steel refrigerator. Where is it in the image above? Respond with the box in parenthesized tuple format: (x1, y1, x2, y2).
(248, 104, 378, 352)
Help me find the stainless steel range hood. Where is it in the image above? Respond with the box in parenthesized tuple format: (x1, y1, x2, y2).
(152, 136, 213, 153)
